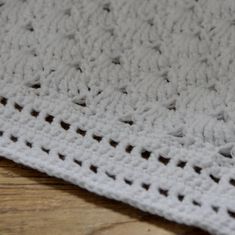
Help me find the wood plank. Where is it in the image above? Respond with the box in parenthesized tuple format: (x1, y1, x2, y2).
(0, 157, 211, 235)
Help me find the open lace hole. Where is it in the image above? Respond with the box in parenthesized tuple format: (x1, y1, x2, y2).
(31, 83, 41, 89)
(158, 155, 170, 165)
(90, 165, 98, 173)
(96, 90, 103, 95)
(193, 165, 202, 174)
(141, 183, 150, 191)
(14, 102, 23, 112)
(124, 178, 133, 185)
(31, 109, 39, 117)
(92, 134, 102, 142)
(228, 210, 235, 219)
(158, 188, 168, 197)
(73, 159, 82, 166)
(177, 194, 184, 201)
(105, 171, 116, 180)
(209, 174, 220, 183)
(0, 131, 3, 136)
(58, 153, 65, 161)
(0, 97, 7, 106)
(60, 121, 70, 130)
(109, 139, 118, 148)
(212, 206, 219, 213)
(45, 114, 54, 123)
(77, 127, 86, 136)
(220, 152, 233, 159)
(229, 178, 235, 187)
(141, 149, 151, 160)
(25, 141, 32, 148)
(10, 135, 18, 142)
(125, 145, 134, 153)
(120, 119, 134, 126)
(177, 160, 187, 168)
(192, 200, 201, 207)
(219, 147, 233, 159)
(41, 147, 50, 154)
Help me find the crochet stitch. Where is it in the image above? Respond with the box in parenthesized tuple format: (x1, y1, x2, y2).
(1, 1, 235, 234)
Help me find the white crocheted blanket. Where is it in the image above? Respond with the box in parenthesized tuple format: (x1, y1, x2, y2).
(1, 1, 235, 234)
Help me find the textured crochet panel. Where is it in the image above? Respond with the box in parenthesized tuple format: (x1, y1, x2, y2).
(1, 1, 235, 234)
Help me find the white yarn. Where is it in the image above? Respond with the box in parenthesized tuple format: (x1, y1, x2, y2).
(1, 0, 235, 234)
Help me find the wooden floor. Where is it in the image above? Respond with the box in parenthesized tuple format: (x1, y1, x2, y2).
(0, 157, 211, 235)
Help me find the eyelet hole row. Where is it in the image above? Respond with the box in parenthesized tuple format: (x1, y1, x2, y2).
(0, 96, 224, 188)
(1, 129, 232, 218)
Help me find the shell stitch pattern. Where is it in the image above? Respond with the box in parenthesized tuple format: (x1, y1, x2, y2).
(1, 1, 235, 234)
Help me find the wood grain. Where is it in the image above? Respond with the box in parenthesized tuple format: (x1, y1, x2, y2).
(0, 157, 211, 235)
